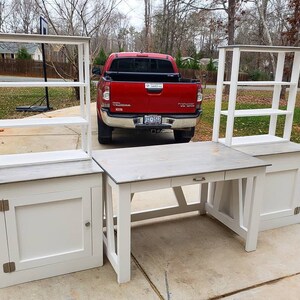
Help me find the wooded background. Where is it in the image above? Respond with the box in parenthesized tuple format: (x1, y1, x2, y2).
(0, 0, 299, 82)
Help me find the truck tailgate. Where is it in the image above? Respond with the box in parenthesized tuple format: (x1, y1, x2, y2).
(110, 81, 198, 114)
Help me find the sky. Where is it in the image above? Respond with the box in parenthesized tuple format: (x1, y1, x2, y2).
(116, 0, 145, 31)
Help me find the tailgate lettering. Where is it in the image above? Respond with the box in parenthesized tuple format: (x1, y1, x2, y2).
(145, 83, 163, 89)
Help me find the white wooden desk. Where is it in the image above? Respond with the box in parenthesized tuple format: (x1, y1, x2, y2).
(93, 141, 269, 283)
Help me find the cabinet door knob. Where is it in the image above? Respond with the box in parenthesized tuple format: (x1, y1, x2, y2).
(85, 222, 91, 227)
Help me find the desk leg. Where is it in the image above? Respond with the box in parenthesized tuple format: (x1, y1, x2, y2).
(245, 169, 265, 252)
(117, 183, 131, 283)
(199, 183, 208, 215)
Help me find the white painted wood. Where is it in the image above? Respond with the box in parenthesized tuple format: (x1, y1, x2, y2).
(171, 171, 224, 186)
(97, 143, 267, 283)
(284, 52, 300, 140)
(0, 255, 102, 288)
(91, 187, 103, 258)
(131, 178, 171, 193)
(0, 117, 88, 128)
(0, 81, 87, 88)
(220, 108, 291, 117)
(130, 203, 202, 222)
(93, 142, 267, 184)
(0, 169, 103, 288)
(0, 33, 92, 166)
(223, 81, 295, 86)
(211, 181, 224, 211)
(218, 135, 287, 146)
(0, 33, 90, 44)
(0, 150, 90, 168)
(205, 204, 247, 239)
(231, 179, 242, 227)
(219, 45, 300, 52)
(212, 48, 226, 142)
(199, 183, 208, 215)
(0, 211, 10, 272)
(103, 235, 118, 273)
(117, 184, 131, 284)
(225, 166, 269, 181)
(225, 48, 240, 146)
(234, 141, 300, 156)
(269, 52, 286, 135)
(214, 45, 299, 146)
(84, 42, 92, 157)
(78, 44, 87, 153)
(243, 178, 253, 228)
(173, 186, 188, 208)
(0, 160, 102, 185)
(105, 178, 116, 255)
(260, 214, 300, 231)
(245, 169, 265, 251)
(216, 143, 300, 231)
(5, 189, 92, 270)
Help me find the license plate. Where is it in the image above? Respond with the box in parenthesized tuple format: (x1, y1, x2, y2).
(145, 83, 163, 89)
(144, 115, 162, 125)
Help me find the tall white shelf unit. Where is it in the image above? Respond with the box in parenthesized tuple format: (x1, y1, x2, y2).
(211, 45, 300, 232)
(0, 34, 105, 288)
(0, 33, 92, 167)
(212, 45, 300, 146)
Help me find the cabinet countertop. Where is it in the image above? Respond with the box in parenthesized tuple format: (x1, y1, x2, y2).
(0, 159, 103, 184)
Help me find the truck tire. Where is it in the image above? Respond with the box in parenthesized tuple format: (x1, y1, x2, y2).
(98, 117, 112, 144)
(174, 127, 195, 143)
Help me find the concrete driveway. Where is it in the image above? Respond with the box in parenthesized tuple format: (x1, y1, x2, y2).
(1, 104, 300, 299)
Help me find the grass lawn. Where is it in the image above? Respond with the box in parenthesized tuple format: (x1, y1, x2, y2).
(0, 86, 299, 144)
(193, 88, 300, 144)
(0, 86, 97, 119)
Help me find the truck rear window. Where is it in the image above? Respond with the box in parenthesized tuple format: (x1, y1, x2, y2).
(109, 58, 174, 73)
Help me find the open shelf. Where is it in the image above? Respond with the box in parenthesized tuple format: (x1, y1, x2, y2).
(0, 117, 88, 128)
(0, 81, 87, 88)
(0, 150, 90, 168)
(218, 135, 288, 146)
(223, 81, 296, 86)
(213, 45, 300, 147)
(221, 108, 292, 117)
(0, 33, 92, 167)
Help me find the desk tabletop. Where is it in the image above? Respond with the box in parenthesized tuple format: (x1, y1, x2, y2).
(92, 142, 268, 184)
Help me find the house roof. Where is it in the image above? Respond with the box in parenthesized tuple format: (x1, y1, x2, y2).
(199, 58, 218, 65)
(0, 42, 39, 55)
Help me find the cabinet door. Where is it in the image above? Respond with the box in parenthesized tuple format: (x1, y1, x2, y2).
(0, 211, 9, 271)
(5, 189, 92, 271)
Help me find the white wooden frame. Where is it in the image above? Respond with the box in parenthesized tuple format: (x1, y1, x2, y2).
(103, 166, 266, 283)
(212, 45, 300, 147)
(0, 33, 92, 167)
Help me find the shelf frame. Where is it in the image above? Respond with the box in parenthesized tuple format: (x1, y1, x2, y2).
(0, 33, 92, 167)
(212, 45, 300, 147)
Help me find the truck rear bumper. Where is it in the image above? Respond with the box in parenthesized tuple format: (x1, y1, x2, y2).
(100, 109, 201, 129)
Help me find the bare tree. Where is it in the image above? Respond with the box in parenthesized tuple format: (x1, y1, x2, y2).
(0, 0, 16, 32)
(144, 0, 152, 51)
(35, 0, 118, 98)
(13, 0, 39, 33)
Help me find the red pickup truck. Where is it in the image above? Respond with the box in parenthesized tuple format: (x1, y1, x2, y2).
(96, 52, 202, 144)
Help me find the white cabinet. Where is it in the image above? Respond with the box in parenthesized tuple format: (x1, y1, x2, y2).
(235, 142, 300, 230)
(0, 162, 103, 288)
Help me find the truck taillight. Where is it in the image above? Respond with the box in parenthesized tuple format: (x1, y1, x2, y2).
(102, 86, 110, 108)
(196, 86, 203, 109)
